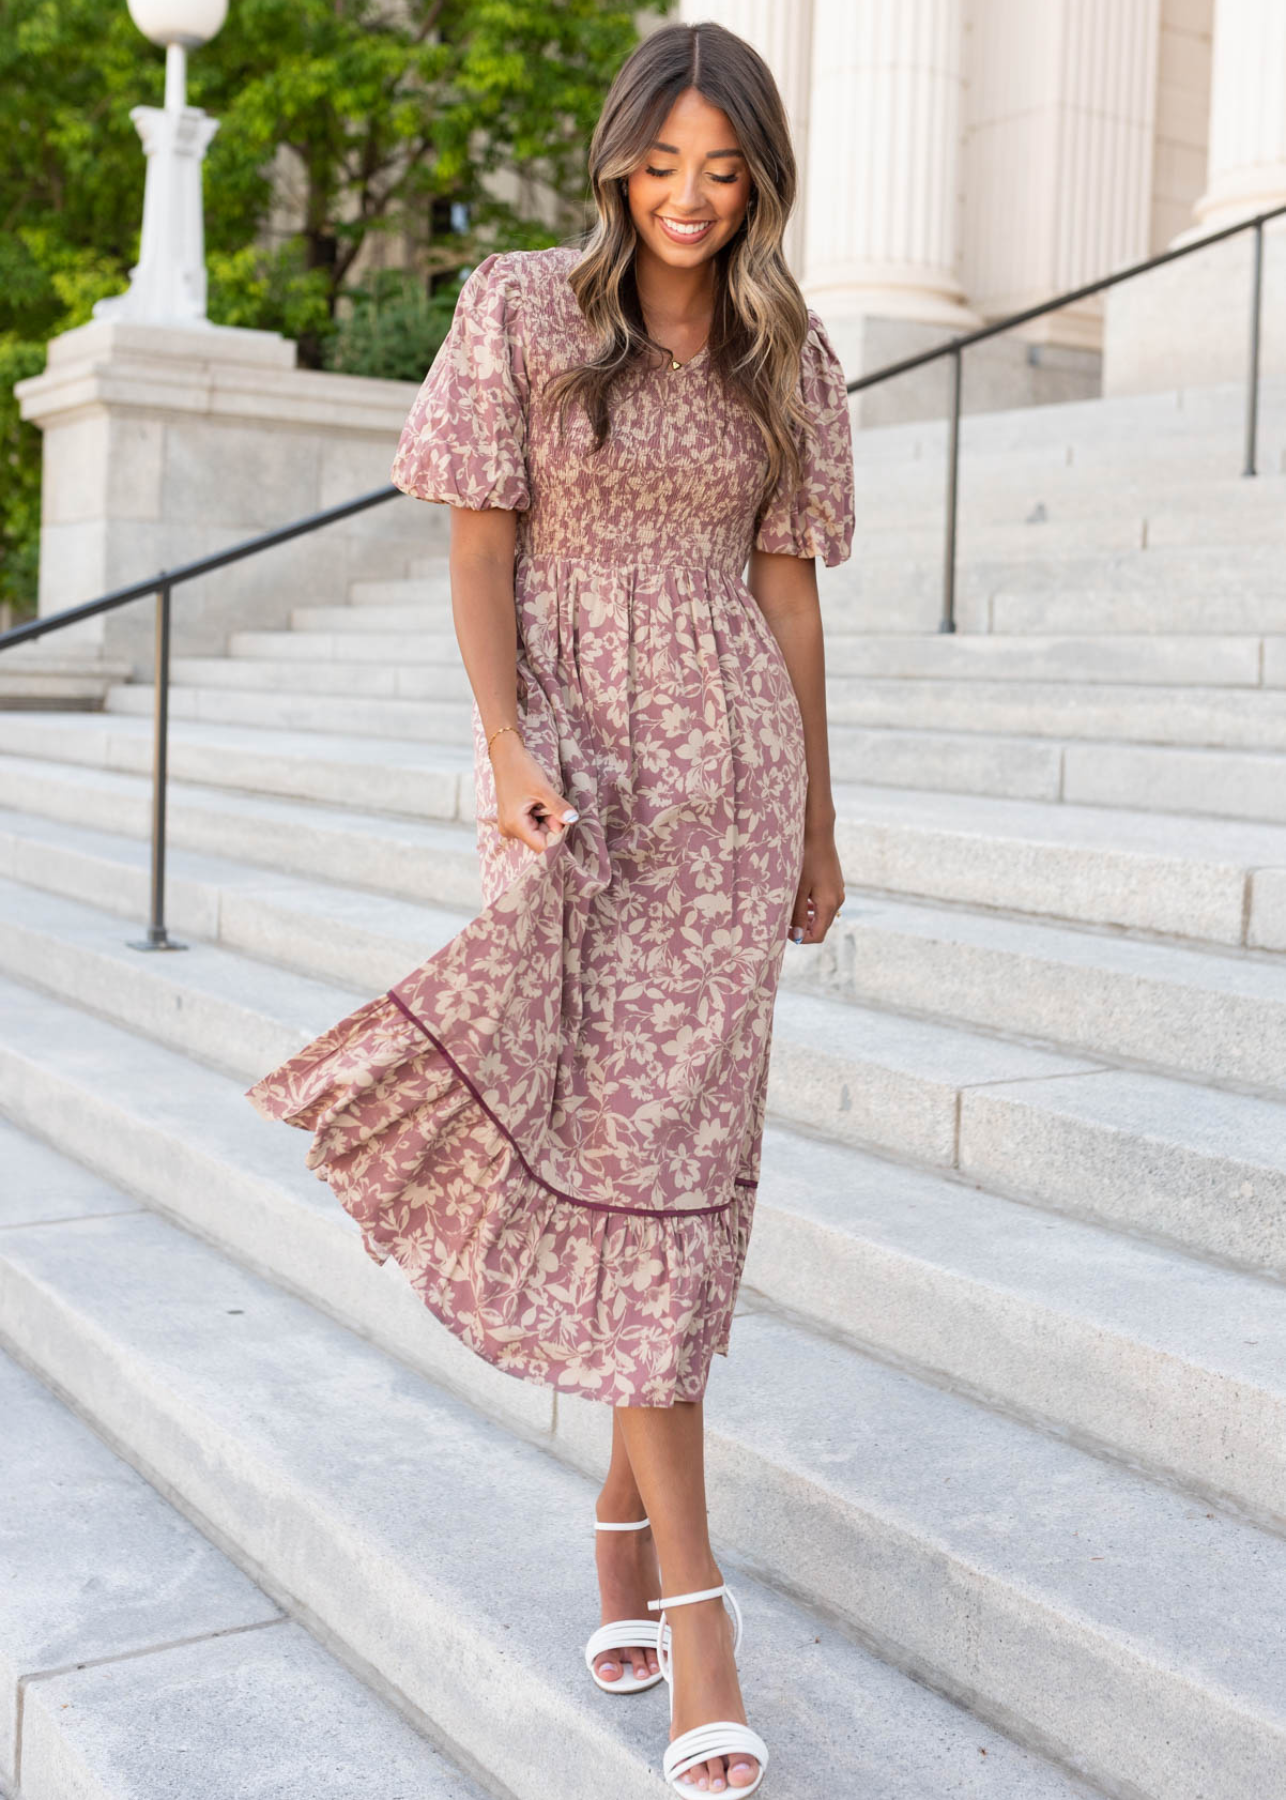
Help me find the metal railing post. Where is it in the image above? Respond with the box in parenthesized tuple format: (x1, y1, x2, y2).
(941, 343, 963, 634)
(1244, 217, 1265, 478)
(128, 578, 187, 952)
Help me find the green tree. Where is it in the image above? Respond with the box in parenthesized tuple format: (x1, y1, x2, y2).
(0, 0, 669, 612)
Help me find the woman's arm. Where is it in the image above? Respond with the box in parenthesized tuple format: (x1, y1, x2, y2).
(448, 506, 578, 854)
(746, 545, 845, 946)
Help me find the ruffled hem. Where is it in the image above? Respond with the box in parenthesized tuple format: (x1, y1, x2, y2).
(245, 987, 755, 1407)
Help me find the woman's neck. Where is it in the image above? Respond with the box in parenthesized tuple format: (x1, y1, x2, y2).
(633, 240, 717, 332)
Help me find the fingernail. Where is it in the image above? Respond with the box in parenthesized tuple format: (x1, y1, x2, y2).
(561, 808, 579, 823)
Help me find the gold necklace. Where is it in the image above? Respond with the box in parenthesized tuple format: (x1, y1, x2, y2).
(660, 337, 707, 371)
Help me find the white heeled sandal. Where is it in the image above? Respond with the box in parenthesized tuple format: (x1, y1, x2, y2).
(584, 1516, 666, 1694)
(648, 1582, 769, 1794)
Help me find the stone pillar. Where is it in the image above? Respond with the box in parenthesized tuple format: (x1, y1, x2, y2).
(1192, 0, 1286, 227)
(803, 0, 978, 340)
(964, 0, 1160, 349)
(15, 322, 445, 674)
(1104, 0, 1286, 391)
(678, 1, 814, 277)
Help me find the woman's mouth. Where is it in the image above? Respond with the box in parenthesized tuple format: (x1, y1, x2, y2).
(657, 216, 715, 245)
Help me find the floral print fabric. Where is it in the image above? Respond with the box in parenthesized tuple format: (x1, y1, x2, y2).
(245, 245, 855, 1406)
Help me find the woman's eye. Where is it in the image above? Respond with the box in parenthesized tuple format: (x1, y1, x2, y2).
(643, 166, 739, 184)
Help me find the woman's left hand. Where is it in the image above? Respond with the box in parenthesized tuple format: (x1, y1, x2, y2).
(787, 822, 846, 946)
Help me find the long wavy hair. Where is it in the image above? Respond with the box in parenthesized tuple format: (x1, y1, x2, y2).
(543, 20, 811, 523)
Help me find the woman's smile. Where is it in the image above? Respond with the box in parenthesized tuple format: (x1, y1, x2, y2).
(657, 216, 716, 244)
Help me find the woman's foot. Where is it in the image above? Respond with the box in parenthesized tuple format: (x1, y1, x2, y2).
(594, 1504, 662, 1685)
(666, 1585, 758, 1791)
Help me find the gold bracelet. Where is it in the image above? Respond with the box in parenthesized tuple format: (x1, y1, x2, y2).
(486, 722, 522, 756)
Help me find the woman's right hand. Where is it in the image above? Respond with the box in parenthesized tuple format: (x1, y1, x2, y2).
(484, 731, 578, 854)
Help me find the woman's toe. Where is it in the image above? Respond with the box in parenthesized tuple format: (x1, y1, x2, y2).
(596, 1655, 620, 1681)
(728, 1756, 759, 1788)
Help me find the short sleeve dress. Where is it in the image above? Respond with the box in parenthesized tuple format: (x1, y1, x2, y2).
(245, 245, 855, 1407)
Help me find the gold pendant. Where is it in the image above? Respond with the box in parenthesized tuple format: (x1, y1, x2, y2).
(670, 357, 682, 370)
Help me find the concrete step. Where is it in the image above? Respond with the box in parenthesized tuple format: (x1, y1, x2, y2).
(740, 1123, 1286, 1525)
(220, 632, 1284, 692)
(0, 1298, 481, 1800)
(0, 710, 474, 820)
(349, 575, 452, 608)
(835, 727, 1286, 826)
(0, 1167, 1094, 1800)
(1, 1182, 1281, 1800)
(0, 754, 484, 907)
(991, 590, 1286, 636)
(5, 795, 1280, 1101)
(293, 602, 454, 632)
(229, 626, 460, 663)
(170, 654, 475, 701)
(7, 922, 1283, 1531)
(767, 985, 1286, 1275)
(1, 864, 1281, 1281)
(104, 676, 477, 743)
(827, 781, 1286, 947)
(826, 633, 1276, 686)
(12, 703, 1286, 832)
(6, 743, 1286, 947)
(0, 650, 133, 711)
(827, 675, 1286, 751)
(788, 890, 1286, 1095)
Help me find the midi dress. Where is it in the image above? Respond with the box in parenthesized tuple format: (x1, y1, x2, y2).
(244, 243, 855, 1408)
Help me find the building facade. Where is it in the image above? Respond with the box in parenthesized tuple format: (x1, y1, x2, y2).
(677, 0, 1286, 410)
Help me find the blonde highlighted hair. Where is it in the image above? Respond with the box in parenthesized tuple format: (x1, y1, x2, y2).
(543, 20, 812, 523)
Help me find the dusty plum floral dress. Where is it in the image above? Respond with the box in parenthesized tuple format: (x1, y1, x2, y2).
(245, 244, 854, 1407)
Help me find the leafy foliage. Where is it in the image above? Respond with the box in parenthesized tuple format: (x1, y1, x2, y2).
(0, 0, 669, 613)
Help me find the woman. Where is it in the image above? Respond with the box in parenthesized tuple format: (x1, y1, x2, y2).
(245, 19, 853, 1796)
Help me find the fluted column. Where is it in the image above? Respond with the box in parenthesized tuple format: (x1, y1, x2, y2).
(1190, 0, 1286, 230)
(801, 0, 977, 329)
(677, 1, 814, 275)
(964, 0, 1160, 347)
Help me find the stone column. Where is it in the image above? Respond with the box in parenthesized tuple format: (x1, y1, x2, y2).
(1191, 0, 1286, 228)
(964, 0, 1160, 349)
(678, 1, 814, 277)
(803, 0, 977, 336)
(1104, 0, 1286, 391)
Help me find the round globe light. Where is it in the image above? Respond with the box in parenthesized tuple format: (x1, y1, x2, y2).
(126, 0, 228, 49)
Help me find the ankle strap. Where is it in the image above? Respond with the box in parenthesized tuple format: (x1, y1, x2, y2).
(595, 1516, 651, 1531)
(648, 1582, 726, 1610)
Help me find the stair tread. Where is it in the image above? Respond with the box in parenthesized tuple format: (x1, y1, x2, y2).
(4, 1182, 1284, 1746)
(0, 1331, 481, 1799)
(0, 1160, 1093, 1800)
(1, 940, 1282, 1417)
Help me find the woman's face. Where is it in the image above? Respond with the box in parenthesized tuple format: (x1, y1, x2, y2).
(622, 86, 751, 268)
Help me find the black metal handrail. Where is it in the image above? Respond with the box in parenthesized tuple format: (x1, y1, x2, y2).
(841, 199, 1286, 632)
(0, 484, 399, 950)
(2, 197, 1283, 946)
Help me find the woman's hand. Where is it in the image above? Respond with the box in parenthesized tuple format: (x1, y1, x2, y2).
(483, 730, 579, 854)
(788, 819, 845, 946)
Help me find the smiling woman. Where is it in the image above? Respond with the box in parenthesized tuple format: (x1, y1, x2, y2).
(243, 19, 854, 1798)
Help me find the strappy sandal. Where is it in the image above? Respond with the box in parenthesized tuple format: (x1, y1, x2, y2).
(648, 1581, 769, 1793)
(583, 1515, 665, 1694)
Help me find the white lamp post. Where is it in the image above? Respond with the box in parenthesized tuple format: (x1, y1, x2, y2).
(94, 0, 229, 328)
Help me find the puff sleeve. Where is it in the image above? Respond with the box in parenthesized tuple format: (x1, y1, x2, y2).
(391, 251, 531, 511)
(752, 310, 855, 566)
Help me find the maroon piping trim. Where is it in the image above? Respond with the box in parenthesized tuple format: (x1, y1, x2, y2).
(385, 989, 752, 1219)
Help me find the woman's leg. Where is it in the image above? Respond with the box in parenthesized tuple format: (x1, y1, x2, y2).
(594, 1409, 663, 1683)
(616, 1400, 758, 1792)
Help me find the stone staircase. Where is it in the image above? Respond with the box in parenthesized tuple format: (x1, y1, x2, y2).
(2, 371, 1285, 1800)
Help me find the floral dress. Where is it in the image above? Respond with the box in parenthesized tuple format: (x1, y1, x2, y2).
(245, 244, 855, 1407)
